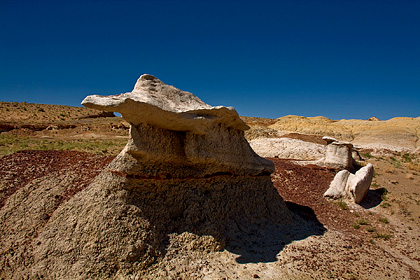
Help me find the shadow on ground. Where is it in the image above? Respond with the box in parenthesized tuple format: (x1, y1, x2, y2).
(359, 187, 387, 209)
(225, 201, 326, 264)
(126, 175, 326, 265)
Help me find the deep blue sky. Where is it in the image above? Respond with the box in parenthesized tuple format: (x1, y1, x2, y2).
(1, 0, 419, 120)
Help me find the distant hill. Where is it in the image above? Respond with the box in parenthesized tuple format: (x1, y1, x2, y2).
(0, 101, 114, 124)
(1, 102, 419, 153)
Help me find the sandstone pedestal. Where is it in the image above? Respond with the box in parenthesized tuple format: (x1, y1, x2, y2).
(323, 136, 354, 170)
(29, 75, 292, 279)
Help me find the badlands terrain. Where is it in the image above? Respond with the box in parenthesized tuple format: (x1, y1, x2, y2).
(1, 101, 420, 279)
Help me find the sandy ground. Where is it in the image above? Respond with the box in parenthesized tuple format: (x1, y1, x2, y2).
(1, 151, 419, 279)
(136, 159, 420, 280)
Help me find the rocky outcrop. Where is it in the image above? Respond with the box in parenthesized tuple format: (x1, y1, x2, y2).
(250, 138, 325, 160)
(324, 163, 374, 203)
(81, 74, 273, 176)
(19, 74, 292, 279)
(323, 136, 354, 170)
(367, 116, 381, 121)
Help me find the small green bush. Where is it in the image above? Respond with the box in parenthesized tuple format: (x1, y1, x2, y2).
(337, 201, 347, 210)
(380, 202, 391, 208)
(390, 157, 401, 168)
(402, 153, 413, 163)
(358, 219, 369, 225)
(361, 152, 374, 159)
(379, 217, 389, 224)
(366, 227, 376, 232)
(375, 233, 393, 240)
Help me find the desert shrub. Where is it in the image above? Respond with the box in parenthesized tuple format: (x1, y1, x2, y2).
(401, 153, 413, 163)
(380, 202, 391, 208)
(358, 219, 369, 225)
(375, 233, 393, 240)
(337, 201, 347, 210)
(379, 217, 389, 224)
(366, 227, 376, 232)
(380, 188, 389, 201)
(360, 152, 373, 159)
(390, 157, 401, 168)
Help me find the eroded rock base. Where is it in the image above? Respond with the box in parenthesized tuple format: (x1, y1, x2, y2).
(26, 158, 292, 279)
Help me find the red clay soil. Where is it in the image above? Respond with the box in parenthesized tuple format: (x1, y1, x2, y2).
(280, 133, 327, 145)
(0, 151, 361, 235)
(269, 158, 360, 233)
(0, 150, 114, 210)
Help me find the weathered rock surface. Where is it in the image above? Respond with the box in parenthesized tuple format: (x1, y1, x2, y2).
(324, 163, 374, 203)
(82, 74, 272, 176)
(250, 138, 325, 160)
(250, 136, 359, 170)
(3, 74, 292, 279)
(323, 136, 354, 170)
(82, 74, 249, 134)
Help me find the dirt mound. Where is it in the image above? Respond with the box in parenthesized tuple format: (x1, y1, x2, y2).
(0, 151, 114, 279)
(0, 150, 293, 279)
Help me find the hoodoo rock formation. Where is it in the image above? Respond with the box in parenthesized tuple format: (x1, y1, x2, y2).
(322, 136, 355, 170)
(81, 74, 274, 176)
(4, 74, 292, 279)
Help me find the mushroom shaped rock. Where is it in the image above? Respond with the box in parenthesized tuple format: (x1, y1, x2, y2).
(82, 74, 273, 176)
(29, 75, 292, 279)
(82, 74, 249, 134)
(322, 136, 354, 170)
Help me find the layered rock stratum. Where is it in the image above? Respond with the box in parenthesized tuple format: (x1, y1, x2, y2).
(0, 75, 293, 279)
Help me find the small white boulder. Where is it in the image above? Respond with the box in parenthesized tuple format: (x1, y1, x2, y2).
(324, 163, 374, 204)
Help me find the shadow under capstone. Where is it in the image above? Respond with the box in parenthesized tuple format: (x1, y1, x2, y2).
(126, 175, 326, 264)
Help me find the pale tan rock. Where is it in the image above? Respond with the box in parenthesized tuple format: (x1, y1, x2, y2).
(24, 75, 293, 278)
(249, 138, 325, 160)
(324, 170, 351, 199)
(348, 163, 374, 203)
(82, 74, 249, 134)
(83, 74, 272, 175)
(324, 163, 374, 203)
(323, 136, 354, 170)
(269, 115, 353, 141)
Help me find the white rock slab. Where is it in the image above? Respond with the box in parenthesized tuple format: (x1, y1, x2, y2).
(324, 163, 374, 204)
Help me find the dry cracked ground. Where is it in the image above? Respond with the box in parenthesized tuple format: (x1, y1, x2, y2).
(1, 102, 419, 279)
